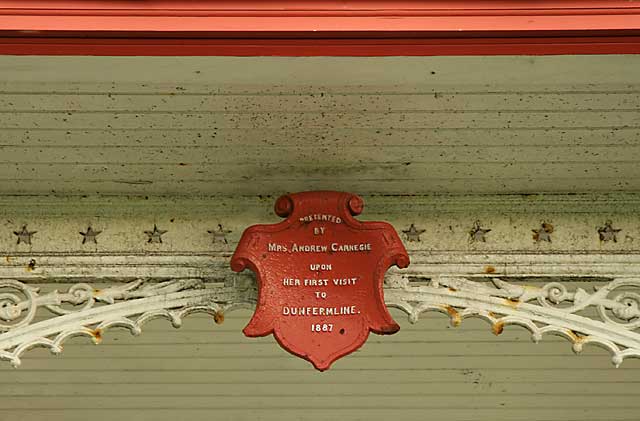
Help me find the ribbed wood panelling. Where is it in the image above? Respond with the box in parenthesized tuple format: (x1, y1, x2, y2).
(0, 55, 638, 196)
(2, 297, 639, 421)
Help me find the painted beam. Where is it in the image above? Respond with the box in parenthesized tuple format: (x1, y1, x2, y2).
(0, 1, 639, 55)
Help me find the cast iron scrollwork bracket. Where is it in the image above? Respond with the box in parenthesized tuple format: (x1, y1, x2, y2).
(1, 276, 640, 367)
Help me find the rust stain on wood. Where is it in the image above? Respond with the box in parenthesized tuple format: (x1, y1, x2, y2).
(492, 321, 505, 335)
(483, 265, 496, 274)
(214, 311, 225, 325)
(505, 298, 520, 308)
(90, 328, 103, 344)
(566, 329, 583, 342)
(541, 222, 555, 233)
(444, 305, 461, 327)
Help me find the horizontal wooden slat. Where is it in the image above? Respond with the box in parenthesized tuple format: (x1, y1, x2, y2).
(0, 193, 638, 216)
(2, 146, 640, 164)
(2, 128, 638, 147)
(6, 356, 628, 370)
(0, 92, 638, 112)
(0, 409, 637, 421)
(1, 367, 636, 385)
(15, 342, 594, 359)
(1, 111, 637, 129)
(0, 163, 636, 184)
(0, 56, 638, 91)
(3, 394, 640, 409)
(3, 381, 640, 396)
(0, 178, 636, 195)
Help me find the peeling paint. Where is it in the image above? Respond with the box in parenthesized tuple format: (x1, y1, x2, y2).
(484, 265, 496, 274)
(213, 311, 225, 325)
(566, 329, 582, 342)
(505, 298, 520, 308)
(444, 305, 461, 327)
(90, 328, 103, 344)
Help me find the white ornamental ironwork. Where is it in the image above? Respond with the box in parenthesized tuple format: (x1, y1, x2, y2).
(1, 276, 640, 367)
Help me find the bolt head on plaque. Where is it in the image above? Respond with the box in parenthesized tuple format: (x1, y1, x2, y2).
(231, 191, 409, 371)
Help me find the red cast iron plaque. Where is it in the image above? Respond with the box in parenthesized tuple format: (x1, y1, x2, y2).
(230, 191, 409, 371)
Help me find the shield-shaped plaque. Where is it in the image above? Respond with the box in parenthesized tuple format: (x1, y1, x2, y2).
(231, 191, 409, 370)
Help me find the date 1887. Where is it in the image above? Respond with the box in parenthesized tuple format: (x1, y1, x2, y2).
(311, 323, 333, 332)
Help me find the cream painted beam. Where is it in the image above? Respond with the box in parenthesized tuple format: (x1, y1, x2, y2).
(1, 192, 640, 368)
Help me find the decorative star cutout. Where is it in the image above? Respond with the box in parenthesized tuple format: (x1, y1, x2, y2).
(598, 221, 622, 243)
(80, 226, 102, 244)
(469, 221, 491, 243)
(402, 224, 426, 242)
(532, 222, 554, 243)
(13, 225, 37, 245)
(144, 224, 167, 244)
(208, 224, 232, 244)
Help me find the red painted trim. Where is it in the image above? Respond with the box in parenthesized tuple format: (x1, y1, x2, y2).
(3, 1, 640, 32)
(3, 16, 640, 32)
(1, 36, 639, 56)
(1, 1, 639, 55)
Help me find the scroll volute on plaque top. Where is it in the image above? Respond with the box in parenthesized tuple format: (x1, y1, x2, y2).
(230, 191, 409, 371)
